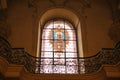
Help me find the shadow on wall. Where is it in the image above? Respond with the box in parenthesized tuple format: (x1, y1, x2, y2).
(108, 22, 120, 43)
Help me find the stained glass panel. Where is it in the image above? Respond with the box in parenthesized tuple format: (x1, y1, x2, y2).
(41, 52, 53, 57)
(40, 65, 53, 73)
(54, 59, 65, 65)
(66, 65, 78, 74)
(65, 21, 74, 29)
(66, 41, 77, 52)
(41, 59, 53, 64)
(42, 29, 53, 39)
(53, 65, 66, 73)
(44, 21, 53, 29)
(41, 40, 53, 51)
(66, 52, 77, 57)
(66, 59, 78, 65)
(65, 30, 76, 40)
(40, 19, 78, 74)
(54, 20, 64, 29)
(54, 52, 65, 58)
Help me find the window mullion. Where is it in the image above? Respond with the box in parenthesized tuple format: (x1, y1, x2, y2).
(53, 20, 54, 73)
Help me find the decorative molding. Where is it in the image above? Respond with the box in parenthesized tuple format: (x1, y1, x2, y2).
(49, 0, 68, 7)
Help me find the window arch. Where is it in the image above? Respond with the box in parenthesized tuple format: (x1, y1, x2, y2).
(40, 19, 79, 74)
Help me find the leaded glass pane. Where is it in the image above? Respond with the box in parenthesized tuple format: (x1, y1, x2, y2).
(54, 59, 65, 65)
(66, 41, 77, 52)
(41, 59, 53, 64)
(66, 59, 78, 65)
(66, 65, 78, 74)
(41, 40, 53, 51)
(53, 65, 65, 73)
(54, 41, 65, 52)
(41, 65, 53, 73)
(42, 29, 53, 39)
(65, 30, 76, 40)
(41, 51, 53, 57)
(44, 21, 53, 29)
(54, 20, 64, 29)
(65, 21, 74, 29)
(66, 52, 77, 57)
(54, 52, 65, 58)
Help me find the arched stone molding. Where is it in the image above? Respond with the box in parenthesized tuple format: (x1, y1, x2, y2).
(34, 8, 88, 57)
(28, 0, 90, 56)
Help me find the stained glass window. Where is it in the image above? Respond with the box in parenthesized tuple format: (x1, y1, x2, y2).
(40, 19, 78, 74)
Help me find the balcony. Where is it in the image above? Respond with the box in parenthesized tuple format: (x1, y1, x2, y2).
(0, 36, 120, 80)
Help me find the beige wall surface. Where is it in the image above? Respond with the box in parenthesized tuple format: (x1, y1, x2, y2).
(7, 0, 34, 55)
(6, 0, 115, 57)
(83, 0, 115, 56)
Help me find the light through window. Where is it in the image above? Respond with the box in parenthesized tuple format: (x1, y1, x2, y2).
(40, 19, 79, 74)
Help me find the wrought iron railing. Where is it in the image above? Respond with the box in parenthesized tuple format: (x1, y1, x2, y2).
(0, 36, 120, 74)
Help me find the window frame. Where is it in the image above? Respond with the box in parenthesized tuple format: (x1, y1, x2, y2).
(40, 18, 80, 74)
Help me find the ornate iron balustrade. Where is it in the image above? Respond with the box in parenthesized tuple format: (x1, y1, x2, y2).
(0, 36, 120, 74)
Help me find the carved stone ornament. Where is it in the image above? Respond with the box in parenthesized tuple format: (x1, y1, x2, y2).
(49, 0, 68, 6)
(108, 22, 120, 42)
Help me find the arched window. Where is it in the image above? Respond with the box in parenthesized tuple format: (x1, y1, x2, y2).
(40, 19, 79, 74)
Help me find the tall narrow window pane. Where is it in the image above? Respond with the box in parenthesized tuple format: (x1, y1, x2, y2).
(41, 19, 78, 74)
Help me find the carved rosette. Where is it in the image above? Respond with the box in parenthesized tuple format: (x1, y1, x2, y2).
(108, 22, 120, 42)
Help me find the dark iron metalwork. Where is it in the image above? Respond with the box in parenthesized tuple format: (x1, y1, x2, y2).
(0, 36, 120, 74)
(9, 48, 25, 65)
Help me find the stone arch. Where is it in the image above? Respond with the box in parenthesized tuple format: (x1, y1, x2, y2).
(36, 8, 87, 57)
